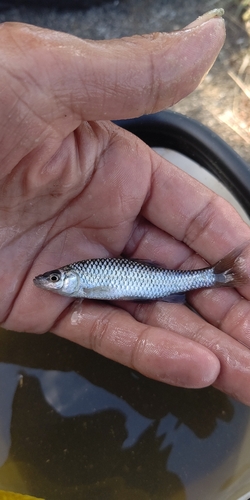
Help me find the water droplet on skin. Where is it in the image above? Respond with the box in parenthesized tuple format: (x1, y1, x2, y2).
(71, 310, 84, 326)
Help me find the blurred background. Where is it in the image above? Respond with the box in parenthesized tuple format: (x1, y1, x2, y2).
(0, 0, 249, 163)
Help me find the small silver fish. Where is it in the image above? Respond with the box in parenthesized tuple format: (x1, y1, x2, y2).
(33, 245, 248, 301)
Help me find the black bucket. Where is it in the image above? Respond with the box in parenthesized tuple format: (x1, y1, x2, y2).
(115, 111, 250, 216)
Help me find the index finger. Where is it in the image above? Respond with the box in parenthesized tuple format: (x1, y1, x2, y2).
(51, 299, 220, 389)
(142, 151, 250, 269)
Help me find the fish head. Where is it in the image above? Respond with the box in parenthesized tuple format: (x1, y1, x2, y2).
(33, 268, 80, 296)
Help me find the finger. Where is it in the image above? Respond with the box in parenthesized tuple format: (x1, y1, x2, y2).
(142, 152, 250, 277)
(123, 214, 250, 350)
(50, 300, 220, 389)
(0, 15, 225, 143)
(1, 16, 225, 120)
(189, 286, 250, 348)
(120, 300, 250, 405)
(139, 150, 250, 354)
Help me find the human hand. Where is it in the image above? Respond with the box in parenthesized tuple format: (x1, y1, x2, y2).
(2, 14, 250, 405)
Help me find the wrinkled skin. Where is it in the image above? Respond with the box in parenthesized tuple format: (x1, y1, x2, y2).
(1, 17, 250, 405)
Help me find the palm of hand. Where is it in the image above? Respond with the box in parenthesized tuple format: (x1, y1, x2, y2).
(2, 118, 155, 329)
(1, 20, 250, 405)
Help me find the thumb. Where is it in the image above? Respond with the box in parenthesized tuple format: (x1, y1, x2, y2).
(0, 12, 225, 124)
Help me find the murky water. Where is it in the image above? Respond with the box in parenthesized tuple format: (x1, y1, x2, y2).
(1, 328, 250, 500)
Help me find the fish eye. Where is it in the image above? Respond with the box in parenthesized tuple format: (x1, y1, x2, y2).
(49, 273, 60, 282)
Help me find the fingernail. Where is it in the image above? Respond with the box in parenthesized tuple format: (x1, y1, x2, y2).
(182, 8, 224, 30)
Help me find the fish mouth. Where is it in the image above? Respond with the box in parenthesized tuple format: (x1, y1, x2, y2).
(33, 275, 48, 289)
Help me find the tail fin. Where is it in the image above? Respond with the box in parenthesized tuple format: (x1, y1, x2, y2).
(213, 243, 249, 287)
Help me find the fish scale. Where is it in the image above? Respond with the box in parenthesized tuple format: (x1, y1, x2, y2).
(33, 245, 248, 301)
(62, 258, 216, 300)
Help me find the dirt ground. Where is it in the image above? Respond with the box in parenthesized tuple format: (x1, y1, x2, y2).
(172, 0, 250, 165)
(0, 0, 249, 163)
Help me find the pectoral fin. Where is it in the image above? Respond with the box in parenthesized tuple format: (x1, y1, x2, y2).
(83, 286, 115, 299)
(158, 293, 186, 304)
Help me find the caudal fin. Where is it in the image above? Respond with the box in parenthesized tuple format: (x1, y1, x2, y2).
(213, 243, 249, 287)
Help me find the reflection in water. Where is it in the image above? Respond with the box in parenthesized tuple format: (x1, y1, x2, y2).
(0, 368, 183, 499)
(0, 330, 250, 499)
(0, 362, 153, 466)
(0, 363, 19, 465)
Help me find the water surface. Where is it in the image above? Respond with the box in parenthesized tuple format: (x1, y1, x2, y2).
(1, 329, 250, 500)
